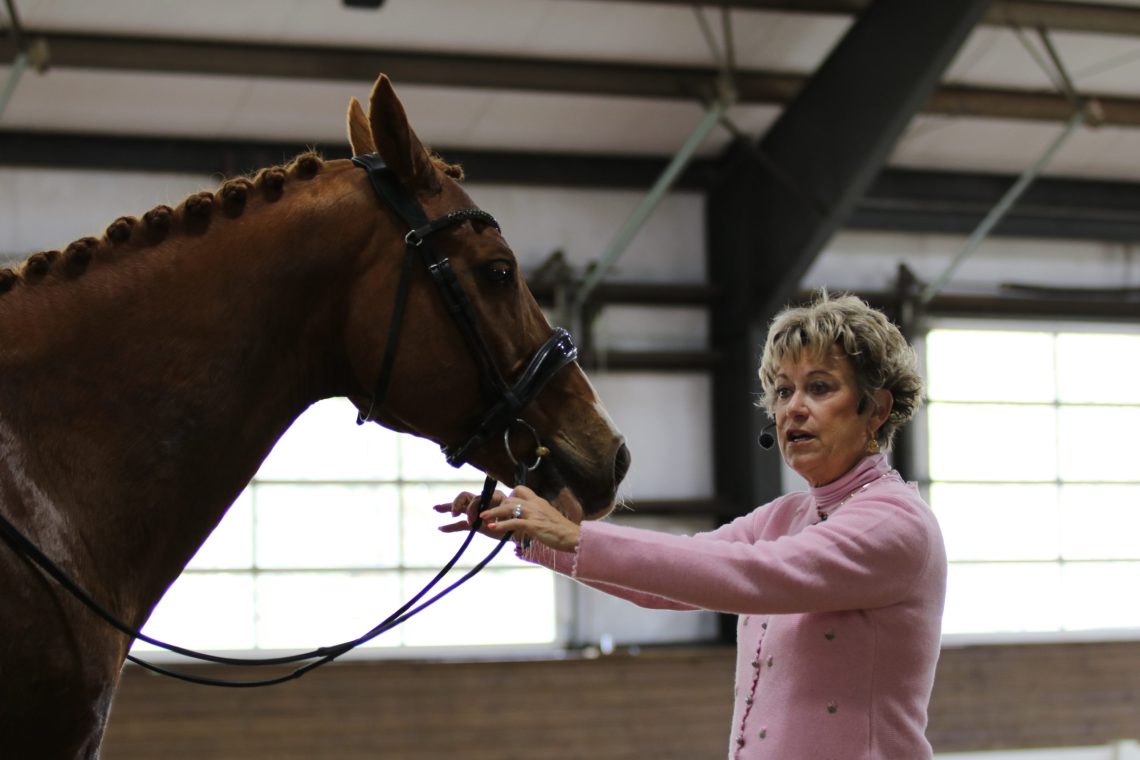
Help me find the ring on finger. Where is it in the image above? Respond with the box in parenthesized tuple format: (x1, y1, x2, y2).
(512, 505, 523, 519)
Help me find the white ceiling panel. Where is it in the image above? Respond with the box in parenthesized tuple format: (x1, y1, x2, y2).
(0, 67, 263, 140)
(18, 0, 847, 70)
(892, 114, 1140, 179)
(0, 66, 781, 156)
(946, 25, 1140, 98)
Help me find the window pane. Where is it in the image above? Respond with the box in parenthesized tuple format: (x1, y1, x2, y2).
(257, 398, 400, 481)
(932, 483, 1058, 561)
(136, 573, 256, 651)
(927, 322, 1140, 640)
(255, 572, 403, 650)
(153, 396, 557, 653)
(942, 563, 1062, 634)
(399, 568, 556, 647)
(1060, 485, 1140, 560)
(926, 330, 1055, 402)
(928, 403, 1057, 482)
(187, 488, 253, 570)
(400, 432, 485, 482)
(255, 484, 400, 569)
(1060, 562, 1140, 630)
(1056, 333, 1140, 404)
(400, 482, 515, 568)
(1058, 406, 1140, 482)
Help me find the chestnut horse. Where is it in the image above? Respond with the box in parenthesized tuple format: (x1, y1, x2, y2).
(0, 74, 629, 759)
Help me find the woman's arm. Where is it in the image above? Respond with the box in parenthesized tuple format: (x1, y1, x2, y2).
(521, 542, 702, 611)
(437, 487, 782, 612)
(568, 487, 935, 616)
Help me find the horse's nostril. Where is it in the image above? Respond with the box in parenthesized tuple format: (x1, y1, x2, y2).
(613, 443, 631, 485)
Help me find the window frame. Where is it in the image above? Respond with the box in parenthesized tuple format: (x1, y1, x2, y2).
(133, 398, 571, 662)
(915, 316, 1140, 647)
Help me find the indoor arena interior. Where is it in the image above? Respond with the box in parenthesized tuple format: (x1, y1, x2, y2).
(2, 1, 1139, 758)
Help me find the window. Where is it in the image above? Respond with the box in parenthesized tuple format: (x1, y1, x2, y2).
(924, 324, 1140, 638)
(135, 398, 556, 655)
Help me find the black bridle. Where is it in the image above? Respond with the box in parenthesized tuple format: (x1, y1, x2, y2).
(0, 153, 580, 687)
(350, 152, 579, 472)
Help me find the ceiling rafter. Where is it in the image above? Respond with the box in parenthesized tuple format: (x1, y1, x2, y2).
(567, 0, 1140, 37)
(2, 129, 1139, 243)
(0, 31, 1135, 126)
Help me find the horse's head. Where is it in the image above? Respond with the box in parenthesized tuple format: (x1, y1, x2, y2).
(342, 74, 629, 521)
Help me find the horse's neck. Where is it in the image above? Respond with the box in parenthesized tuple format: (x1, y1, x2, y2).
(0, 164, 382, 624)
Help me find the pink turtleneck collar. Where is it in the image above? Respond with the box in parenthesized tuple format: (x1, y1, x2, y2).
(810, 453, 895, 516)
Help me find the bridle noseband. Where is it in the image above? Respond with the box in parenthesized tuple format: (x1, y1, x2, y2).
(350, 153, 579, 478)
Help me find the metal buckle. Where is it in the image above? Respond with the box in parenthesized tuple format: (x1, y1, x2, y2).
(503, 418, 548, 474)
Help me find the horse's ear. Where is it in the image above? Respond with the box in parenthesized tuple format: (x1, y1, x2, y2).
(368, 74, 440, 193)
(347, 97, 376, 156)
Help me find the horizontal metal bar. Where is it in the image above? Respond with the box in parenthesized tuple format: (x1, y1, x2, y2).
(6, 131, 1140, 242)
(565, 0, 1140, 37)
(928, 400, 1140, 409)
(3, 31, 1140, 125)
(858, 289, 1140, 322)
(0, 130, 719, 190)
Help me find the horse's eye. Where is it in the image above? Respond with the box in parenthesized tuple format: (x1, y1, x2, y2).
(482, 261, 515, 286)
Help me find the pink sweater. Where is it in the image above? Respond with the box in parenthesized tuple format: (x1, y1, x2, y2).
(525, 454, 946, 759)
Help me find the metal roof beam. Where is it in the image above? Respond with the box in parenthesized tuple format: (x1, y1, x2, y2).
(4, 130, 1138, 241)
(569, 0, 1140, 37)
(856, 167, 1140, 243)
(706, 0, 989, 531)
(2, 32, 1139, 126)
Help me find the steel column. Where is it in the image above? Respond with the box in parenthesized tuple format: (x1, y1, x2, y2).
(706, 0, 991, 544)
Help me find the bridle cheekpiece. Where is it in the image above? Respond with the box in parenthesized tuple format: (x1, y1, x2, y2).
(350, 153, 578, 479)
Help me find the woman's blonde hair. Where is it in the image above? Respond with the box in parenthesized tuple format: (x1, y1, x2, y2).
(757, 291, 923, 450)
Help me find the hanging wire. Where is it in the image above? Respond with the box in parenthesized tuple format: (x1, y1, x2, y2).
(2, 0, 25, 49)
(1011, 24, 1088, 117)
(693, 6, 725, 74)
(721, 7, 736, 76)
(690, 3, 740, 134)
(921, 25, 1092, 304)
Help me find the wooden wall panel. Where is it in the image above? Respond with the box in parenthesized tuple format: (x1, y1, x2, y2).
(103, 649, 735, 760)
(928, 640, 1140, 752)
(102, 641, 1140, 759)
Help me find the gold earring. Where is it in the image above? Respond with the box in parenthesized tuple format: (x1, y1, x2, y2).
(867, 437, 880, 454)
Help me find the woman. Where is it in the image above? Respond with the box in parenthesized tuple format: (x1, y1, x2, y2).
(438, 292, 946, 759)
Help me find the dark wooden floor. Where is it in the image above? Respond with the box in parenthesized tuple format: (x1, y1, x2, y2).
(101, 640, 1140, 759)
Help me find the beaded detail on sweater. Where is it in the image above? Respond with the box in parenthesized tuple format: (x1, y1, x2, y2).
(816, 471, 892, 523)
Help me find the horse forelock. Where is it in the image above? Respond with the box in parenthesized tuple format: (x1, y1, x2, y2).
(0, 151, 328, 297)
(428, 150, 464, 181)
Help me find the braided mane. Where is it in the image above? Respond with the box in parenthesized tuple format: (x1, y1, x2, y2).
(0, 148, 466, 299)
(0, 152, 326, 297)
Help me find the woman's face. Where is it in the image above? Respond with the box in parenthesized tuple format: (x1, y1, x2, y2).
(773, 346, 888, 488)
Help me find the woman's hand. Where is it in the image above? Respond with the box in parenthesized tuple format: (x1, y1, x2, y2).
(482, 486, 581, 553)
(434, 486, 581, 552)
(435, 489, 509, 540)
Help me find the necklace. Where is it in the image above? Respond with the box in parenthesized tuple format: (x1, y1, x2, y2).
(816, 471, 892, 523)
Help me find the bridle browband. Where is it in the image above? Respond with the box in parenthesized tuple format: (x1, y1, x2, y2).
(350, 152, 579, 472)
(0, 153, 581, 688)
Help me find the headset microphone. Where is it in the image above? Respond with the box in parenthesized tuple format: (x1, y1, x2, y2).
(758, 421, 776, 450)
